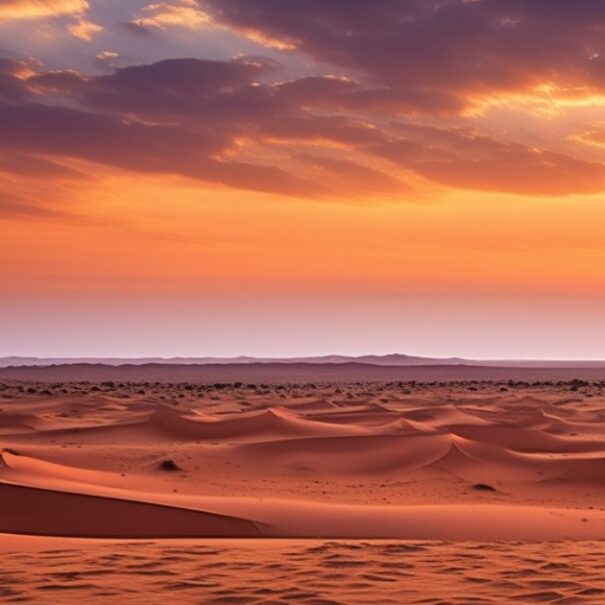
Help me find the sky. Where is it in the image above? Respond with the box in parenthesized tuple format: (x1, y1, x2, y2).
(2, 0, 605, 359)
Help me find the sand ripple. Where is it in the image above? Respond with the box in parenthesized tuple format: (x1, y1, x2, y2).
(2, 539, 605, 604)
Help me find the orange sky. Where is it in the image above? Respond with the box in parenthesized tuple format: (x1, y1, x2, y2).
(2, 0, 605, 358)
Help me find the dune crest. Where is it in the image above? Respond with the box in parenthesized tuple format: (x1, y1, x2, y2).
(2, 380, 605, 543)
(1, 449, 605, 541)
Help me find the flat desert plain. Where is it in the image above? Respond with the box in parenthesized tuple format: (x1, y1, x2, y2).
(2, 377, 605, 603)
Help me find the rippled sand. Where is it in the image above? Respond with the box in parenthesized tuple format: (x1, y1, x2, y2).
(2, 539, 605, 604)
(3, 380, 605, 602)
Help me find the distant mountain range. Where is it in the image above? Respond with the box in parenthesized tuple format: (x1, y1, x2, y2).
(2, 354, 605, 369)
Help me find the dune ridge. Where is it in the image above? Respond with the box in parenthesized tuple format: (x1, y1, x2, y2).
(2, 446, 605, 541)
(3, 380, 605, 603)
(0, 479, 266, 539)
(2, 380, 605, 543)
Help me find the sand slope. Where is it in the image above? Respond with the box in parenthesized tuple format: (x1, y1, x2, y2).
(2, 457, 604, 540)
(2, 381, 605, 542)
(0, 480, 264, 538)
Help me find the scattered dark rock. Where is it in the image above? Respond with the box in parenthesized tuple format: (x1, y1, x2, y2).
(472, 483, 497, 492)
(159, 459, 181, 472)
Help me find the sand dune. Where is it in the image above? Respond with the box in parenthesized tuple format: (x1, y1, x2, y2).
(2, 380, 605, 602)
(1, 380, 605, 543)
(0, 480, 266, 538)
(0, 404, 367, 445)
(2, 451, 605, 541)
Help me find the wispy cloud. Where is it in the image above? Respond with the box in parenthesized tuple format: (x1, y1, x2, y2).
(67, 17, 102, 40)
(0, 0, 88, 21)
(129, 1, 210, 32)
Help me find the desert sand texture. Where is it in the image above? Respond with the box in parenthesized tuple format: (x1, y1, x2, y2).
(2, 378, 605, 603)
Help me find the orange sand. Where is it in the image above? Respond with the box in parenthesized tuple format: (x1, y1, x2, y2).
(2, 379, 605, 601)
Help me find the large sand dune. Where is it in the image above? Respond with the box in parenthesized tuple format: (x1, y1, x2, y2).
(2, 448, 605, 540)
(2, 379, 605, 540)
(2, 379, 605, 602)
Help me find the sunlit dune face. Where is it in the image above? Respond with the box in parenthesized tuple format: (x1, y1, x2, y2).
(2, 0, 605, 357)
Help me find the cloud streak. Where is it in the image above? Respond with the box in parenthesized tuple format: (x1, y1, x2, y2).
(0, 0, 88, 21)
(201, 0, 605, 110)
(130, 1, 210, 31)
(4, 54, 604, 201)
(1, 1, 605, 216)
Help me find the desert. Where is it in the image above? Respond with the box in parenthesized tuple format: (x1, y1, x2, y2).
(2, 371, 605, 603)
(4, 0, 605, 602)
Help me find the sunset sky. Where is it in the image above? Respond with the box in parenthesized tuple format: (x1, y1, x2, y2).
(2, 0, 605, 359)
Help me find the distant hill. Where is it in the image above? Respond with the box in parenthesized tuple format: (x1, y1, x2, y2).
(2, 353, 605, 369)
(1, 362, 605, 384)
(0, 353, 458, 367)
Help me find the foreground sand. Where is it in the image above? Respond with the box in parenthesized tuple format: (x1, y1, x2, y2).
(2, 536, 605, 604)
(2, 379, 605, 601)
